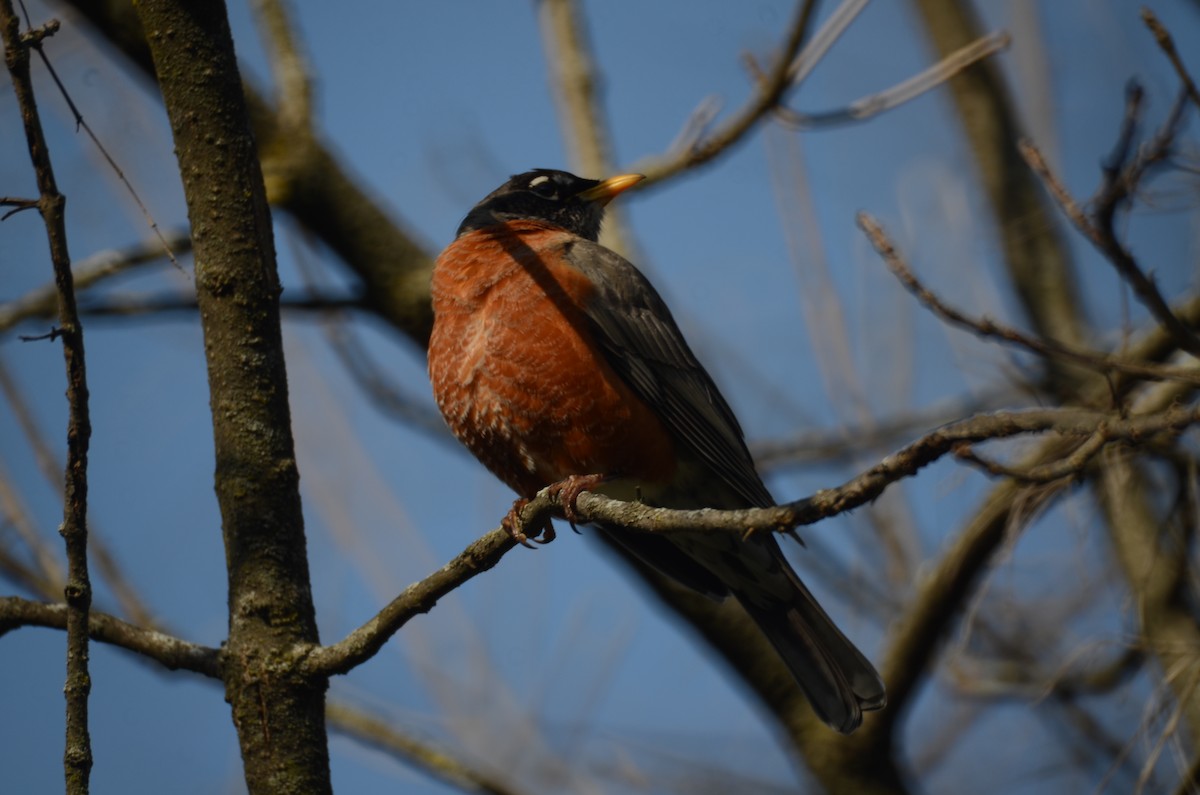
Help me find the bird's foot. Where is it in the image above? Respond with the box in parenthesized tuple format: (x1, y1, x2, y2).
(502, 498, 557, 548)
(545, 473, 607, 531)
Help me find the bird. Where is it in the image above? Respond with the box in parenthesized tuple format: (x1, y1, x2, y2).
(427, 168, 886, 733)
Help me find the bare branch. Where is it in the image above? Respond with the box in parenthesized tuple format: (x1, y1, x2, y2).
(1092, 84, 1200, 358)
(0, 596, 220, 676)
(1141, 8, 1200, 114)
(778, 30, 1010, 129)
(1018, 139, 1102, 244)
(787, 0, 867, 83)
(1025, 84, 1200, 359)
(632, 0, 818, 186)
(0, 233, 190, 333)
(17, 11, 179, 271)
(953, 430, 1109, 483)
(858, 212, 1200, 386)
(1, 4, 96, 788)
(511, 406, 1200, 539)
(300, 528, 514, 677)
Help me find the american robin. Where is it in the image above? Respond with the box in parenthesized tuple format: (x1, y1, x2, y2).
(428, 169, 886, 733)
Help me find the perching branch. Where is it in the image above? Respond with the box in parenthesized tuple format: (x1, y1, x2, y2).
(305, 404, 1200, 681)
(301, 528, 514, 677)
(521, 406, 1200, 539)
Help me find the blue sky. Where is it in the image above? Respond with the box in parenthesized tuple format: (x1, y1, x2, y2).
(2, 1, 1198, 793)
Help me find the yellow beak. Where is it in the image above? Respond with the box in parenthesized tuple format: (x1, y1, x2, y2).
(577, 173, 644, 205)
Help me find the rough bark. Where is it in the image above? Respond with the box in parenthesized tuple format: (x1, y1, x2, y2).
(133, 1, 330, 791)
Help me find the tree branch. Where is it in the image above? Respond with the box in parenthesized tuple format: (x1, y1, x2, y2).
(61, 0, 436, 346)
(135, 0, 331, 789)
(0, 232, 191, 334)
(301, 528, 514, 677)
(514, 406, 1200, 539)
(306, 404, 1200, 682)
(631, 0, 818, 186)
(1, 4, 95, 789)
(1091, 83, 1200, 359)
(858, 212, 1200, 386)
(0, 596, 220, 677)
(1141, 8, 1200, 114)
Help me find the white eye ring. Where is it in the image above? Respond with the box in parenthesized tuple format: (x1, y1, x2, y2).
(528, 175, 551, 188)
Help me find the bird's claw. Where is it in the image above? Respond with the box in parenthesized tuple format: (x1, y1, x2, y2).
(503, 498, 557, 548)
(545, 473, 607, 530)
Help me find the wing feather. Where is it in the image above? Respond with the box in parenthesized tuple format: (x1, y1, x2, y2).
(562, 240, 773, 509)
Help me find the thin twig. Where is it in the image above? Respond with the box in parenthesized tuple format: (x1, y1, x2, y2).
(2, 3, 94, 789)
(1026, 84, 1200, 359)
(0, 597, 219, 676)
(0, 232, 190, 333)
(787, 0, 868, 83)
(1018, 139, 1102, 245)
(778, 30, 1010, 129)
(1141, 8, 1200, 114)
(633, 0, 818, 186)
(1, 195, 39, 218)
(18, 11, 180, 272)
(858, 212, 1200, 385)
(953, 430, 1109, 483)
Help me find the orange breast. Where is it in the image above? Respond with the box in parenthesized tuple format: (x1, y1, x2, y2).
(428, 221, 677, 497)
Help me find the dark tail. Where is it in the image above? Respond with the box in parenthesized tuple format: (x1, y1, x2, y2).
(735, 572, 886, 734)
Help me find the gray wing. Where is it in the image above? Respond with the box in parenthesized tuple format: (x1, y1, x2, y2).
(562, 239, 773, 509)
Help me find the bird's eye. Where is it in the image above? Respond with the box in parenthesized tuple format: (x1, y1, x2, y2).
(528, 175, 557, 198)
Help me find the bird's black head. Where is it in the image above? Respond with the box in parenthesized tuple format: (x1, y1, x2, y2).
(456, 169, 643, 241)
